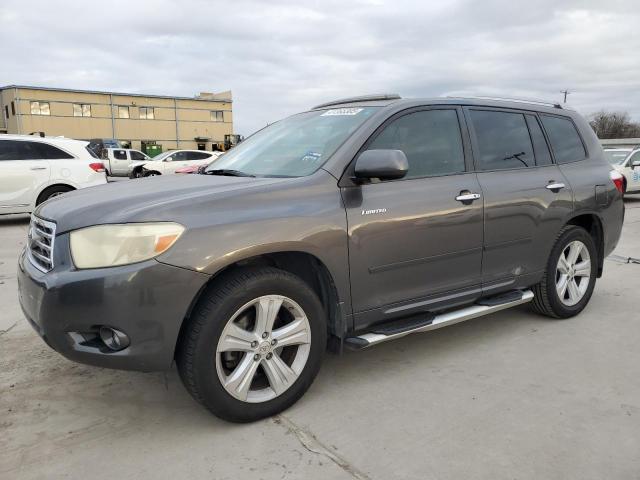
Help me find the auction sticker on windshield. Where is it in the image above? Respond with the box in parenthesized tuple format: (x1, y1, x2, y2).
(321, 108, 363, 116)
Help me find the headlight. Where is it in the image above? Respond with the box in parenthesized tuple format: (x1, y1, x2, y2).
(69, 223, 184, 269)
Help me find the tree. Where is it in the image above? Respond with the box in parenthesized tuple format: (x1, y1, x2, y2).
(589, 111, 640, 139)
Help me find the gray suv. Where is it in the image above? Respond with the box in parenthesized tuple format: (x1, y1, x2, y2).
(18, 95, 624, 422)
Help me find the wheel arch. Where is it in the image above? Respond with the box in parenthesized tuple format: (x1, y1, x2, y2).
(35, 183, 76, 206)
(175, 250, 347, 360)
(565, 212, 605, 277)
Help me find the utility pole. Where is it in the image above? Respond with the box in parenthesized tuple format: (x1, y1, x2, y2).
(560, 89, 571, 103)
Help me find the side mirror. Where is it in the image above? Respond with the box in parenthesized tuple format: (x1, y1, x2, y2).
(632, 160, 640, 168)
(354, 149, 408, 181)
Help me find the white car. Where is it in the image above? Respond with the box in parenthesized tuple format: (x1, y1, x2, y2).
(128, 150, 223, 178)
(102, 148, 150, 177)
(604, 148, 640, 194)
(0, 135, 107, 215)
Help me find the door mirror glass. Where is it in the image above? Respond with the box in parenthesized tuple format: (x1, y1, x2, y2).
(354, 149, 408, 180)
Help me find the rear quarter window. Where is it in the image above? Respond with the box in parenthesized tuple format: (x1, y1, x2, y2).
(540, 115, 586, 164)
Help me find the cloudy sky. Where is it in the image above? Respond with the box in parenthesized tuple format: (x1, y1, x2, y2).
(1, 0, 638, 135)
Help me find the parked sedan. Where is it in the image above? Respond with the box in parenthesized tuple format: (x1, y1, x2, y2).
(129, 150, 222, 178)
(604, 148, 640, 194)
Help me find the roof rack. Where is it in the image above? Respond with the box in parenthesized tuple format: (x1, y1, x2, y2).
(313, 94, 401, 109)
(447, 96, 563, 109)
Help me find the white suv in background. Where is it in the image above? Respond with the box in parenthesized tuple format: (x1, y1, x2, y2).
(0, 135, 107, 215)
(128, 150, 223, 178)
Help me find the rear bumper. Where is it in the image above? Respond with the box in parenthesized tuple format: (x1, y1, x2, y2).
(17, 237, 209, 372)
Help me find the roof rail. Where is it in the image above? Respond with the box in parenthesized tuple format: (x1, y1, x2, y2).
(313, 94, 401, 109)
(447, 96, 563, 109)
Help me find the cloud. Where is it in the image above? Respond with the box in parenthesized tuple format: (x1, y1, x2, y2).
(0, 0, 638, 134)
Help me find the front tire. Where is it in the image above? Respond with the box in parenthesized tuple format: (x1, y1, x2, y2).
(176, 267, 326, 423)
(36, 185, 74, 205)
(531, 225, 597, 318)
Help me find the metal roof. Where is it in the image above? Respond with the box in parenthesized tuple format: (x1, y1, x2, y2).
(0, 84, 232, 103)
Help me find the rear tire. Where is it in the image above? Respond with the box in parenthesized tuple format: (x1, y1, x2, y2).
(176, 267, 326, 423)
(531, 225, 597, 318)
(36, 185, 74, 205)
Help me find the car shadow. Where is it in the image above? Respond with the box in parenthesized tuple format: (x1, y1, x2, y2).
(0, 214, 30, 226)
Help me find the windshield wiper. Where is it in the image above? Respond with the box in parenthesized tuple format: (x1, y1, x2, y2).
(203, 169, 256, 177)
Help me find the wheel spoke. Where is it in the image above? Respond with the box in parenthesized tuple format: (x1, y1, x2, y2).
(218, 323, 256, 353)
(254, 296, 283, 335)
(557, 274, 569, 298)
(566, 242, 582, 266)
(262, 352, 298, 396)
(224, 354, 260, 401)
(272, 317, 310, 348)
(557, 255, 571, 274)
(574, 260, 591, 277)
(567, 279, 581, 303)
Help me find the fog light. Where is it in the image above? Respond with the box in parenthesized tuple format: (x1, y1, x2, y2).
(99, 326, 130, 351)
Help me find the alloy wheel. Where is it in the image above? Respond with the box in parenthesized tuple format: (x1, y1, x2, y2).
(555, 240, 592, 307)
(215, 295, 311, 403)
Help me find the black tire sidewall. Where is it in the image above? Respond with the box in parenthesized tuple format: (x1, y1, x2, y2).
(187, 269, 326, 422)
(545, 227, 597, 318)
(37, 186, 72, 205)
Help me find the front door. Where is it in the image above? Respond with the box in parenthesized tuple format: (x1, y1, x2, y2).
(464, 108, 574, 288)
(0, 139, 50, 211)
(624, 150, 640, 192)
(343, 107, 484, 329)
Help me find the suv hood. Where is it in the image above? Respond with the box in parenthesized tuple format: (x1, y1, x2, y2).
(36, 174, 287, 234)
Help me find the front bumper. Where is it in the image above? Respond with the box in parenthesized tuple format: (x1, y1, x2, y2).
(17, 234, 210, 372)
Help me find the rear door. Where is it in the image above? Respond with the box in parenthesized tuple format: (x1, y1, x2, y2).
(110, 149, 130, 175)
(186, 151, 213, 168)
(0, 140, 50, 211)
(343, 107, 484, 329)
(464, 108, 573, 290)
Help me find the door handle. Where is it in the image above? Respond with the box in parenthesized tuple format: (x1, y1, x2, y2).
(30, 167, 47, 171)
(546, 182, 566, 191)
(455, 192, 481, 202)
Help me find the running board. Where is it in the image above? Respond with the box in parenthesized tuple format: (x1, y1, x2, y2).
(345, 289, 534, 349)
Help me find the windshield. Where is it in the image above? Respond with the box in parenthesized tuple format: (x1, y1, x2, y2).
(604, 150, 631, 165)
(205, 107, 379, 177)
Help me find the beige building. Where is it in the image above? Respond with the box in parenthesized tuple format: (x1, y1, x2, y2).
(0, 85, 234, 154)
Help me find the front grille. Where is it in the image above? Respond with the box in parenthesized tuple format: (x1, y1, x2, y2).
(27, 216, 56, 272)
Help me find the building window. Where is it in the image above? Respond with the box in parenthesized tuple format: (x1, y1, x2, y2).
(30, 101, 51, 115)
(211, 110, 224, 122)
(4, 106, 8, 119)
(11, 101, 15, 115)
(73, 104, 91, 117)
(140, 107, 154, 120)
(118, 106, 130, 119)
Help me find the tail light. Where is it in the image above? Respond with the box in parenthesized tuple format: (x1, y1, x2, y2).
(610, 170, 625, 194)
(89, 162, 106, 173)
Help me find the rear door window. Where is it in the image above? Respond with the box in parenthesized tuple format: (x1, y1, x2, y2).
(525, 115, 553, 166)
(367, 109, 466, 179)
(468, 110, 534, 170)
(113, 150, 128, 160)
(540, 115, 586, 164)
(37, 143, 74, 159)
(187, 152, 212, 161)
